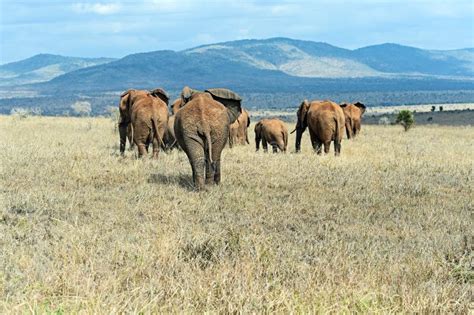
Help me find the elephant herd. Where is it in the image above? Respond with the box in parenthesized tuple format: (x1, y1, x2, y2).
(118, 86, 365, 190)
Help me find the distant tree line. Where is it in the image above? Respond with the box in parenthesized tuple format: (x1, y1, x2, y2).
(0, 89, 472, 116)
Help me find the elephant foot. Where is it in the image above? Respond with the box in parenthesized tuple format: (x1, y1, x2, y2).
(194, 176, 206, 191)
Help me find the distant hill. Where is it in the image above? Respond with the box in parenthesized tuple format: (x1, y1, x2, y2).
(25, 37, 473, 94)
(0, 54, 116, 86)
(0, 38, 473, 115)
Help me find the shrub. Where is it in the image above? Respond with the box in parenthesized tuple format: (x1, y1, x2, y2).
(396, 110, 415, 131)
(71, 101, 92, 116)
(378, 116, 390, 126)
(10, 107, 42, 118)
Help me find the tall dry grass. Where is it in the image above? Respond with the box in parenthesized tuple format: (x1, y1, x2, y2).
(1, 115, 472, 313)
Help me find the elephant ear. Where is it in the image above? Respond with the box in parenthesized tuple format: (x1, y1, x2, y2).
(205, 88, 242, 124)
(354, 102, 366, 115)
(119, 90, 133, 123)
(149, 88, 169, 105)
(246, 112, 250, 127)
(296, 99, 310, 129)
(119, 90, 133, 112)
(181, 86, 194, 104)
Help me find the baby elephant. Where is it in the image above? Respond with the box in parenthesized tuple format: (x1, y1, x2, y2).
(255, 118, 288, 153)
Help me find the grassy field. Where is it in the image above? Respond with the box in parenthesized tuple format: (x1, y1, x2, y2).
(1, 115, 472, 313)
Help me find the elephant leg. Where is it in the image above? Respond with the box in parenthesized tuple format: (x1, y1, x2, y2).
(346, 122, 352, 139)
(184, 141, 206, 190)
(323, 141, 331, 154)
(152, 136, 160, 159)
(205, 159, 214, 185)
(262, 138, 268, 153)
(315, 141, 322, 155)
(354, 121, 361, 137)
(309, 130, 320, 153)
(137, 143, 147, 158)
(277, 138, 285, 153)
(213, 159, 221, 185)
(255, 134, 261, 151)
(272, 144, 278, 153)
(334, 139, 341, 156)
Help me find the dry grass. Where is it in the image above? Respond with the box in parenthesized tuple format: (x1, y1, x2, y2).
(1, 115, 473, 313)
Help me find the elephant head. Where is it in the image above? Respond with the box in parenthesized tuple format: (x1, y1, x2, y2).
(205, 88, 242, 124)
(181, 86, 195, 105)
(293, 99, 310, 152)
(149, 88, 169, 105)
(354, 102, 366, 115)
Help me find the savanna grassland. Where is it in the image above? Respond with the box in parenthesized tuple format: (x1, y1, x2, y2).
(1, 115, 472, 313)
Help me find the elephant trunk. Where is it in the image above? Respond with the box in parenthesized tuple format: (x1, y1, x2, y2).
(295, 127, 303, 153)
(119, 122, 128, 154)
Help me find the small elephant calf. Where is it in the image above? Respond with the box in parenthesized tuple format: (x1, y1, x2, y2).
(255, 118, 288, 153)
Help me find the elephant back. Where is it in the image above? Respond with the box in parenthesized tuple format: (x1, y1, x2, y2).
(205, 88, 242, 124)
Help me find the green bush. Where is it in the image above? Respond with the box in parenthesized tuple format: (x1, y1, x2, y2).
(396, 110, 415, 131)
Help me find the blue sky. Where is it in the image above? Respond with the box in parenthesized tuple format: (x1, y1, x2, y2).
(1, 0, 473, 64)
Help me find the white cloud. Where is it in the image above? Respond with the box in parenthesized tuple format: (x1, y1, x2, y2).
(73, 2, 121, 15)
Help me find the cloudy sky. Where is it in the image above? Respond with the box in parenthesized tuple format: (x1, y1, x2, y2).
(1, 0, 473, 64)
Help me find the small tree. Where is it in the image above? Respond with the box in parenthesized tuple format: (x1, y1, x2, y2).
(71, 101, 92, 117)
(396, 110, 415, 131)
(439, 106, 443, 112)
(431, 106, 435, 112)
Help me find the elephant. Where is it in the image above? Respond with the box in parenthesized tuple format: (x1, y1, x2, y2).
(119, 88, 169, 158)
(174, 86, 242, 190)
(254, 118, 288, 153)
(339, 102, 366, 139)
(229, 109, 250, 147)
(162, 115, 180, 151)
(171, 98, 184, 115)
(293, 100, 345, 156)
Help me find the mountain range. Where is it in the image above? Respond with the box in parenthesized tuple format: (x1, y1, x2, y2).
(1, 38, 472, 91)
(0, 54, 116, 87)
(0, 38, 472, 114)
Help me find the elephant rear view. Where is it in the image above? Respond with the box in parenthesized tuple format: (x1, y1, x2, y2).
(255, 118, 288, 153)
(174, 87, 242, 190)
(119, 88, 169, 158)
(293, 100, 345, 156)
(229, 109, 251, 147)
(340, 102, 366, 139)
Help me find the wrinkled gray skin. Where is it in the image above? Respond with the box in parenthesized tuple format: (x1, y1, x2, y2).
(174, 87, 241, 190)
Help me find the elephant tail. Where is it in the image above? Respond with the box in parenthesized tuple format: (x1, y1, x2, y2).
(334, 115, 340, 142)
(151, 117, 164, 147)
(204, 130, 213, 165)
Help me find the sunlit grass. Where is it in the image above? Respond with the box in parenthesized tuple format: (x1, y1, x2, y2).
(1, 115, 472, 313)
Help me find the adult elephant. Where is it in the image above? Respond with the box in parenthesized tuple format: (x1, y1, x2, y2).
(229, 109, 250, 147)
(293, 100, 345, 156)
(119, 88, 169, 158)
(340, 102, 366, 139)
(174, 86, 242, 190)
(255, 118, 288, 153)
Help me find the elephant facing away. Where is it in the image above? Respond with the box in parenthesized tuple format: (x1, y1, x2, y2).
(174, 87, 242, 190)
(340, 102, 366, 139)
(119, 88, 169, 158)
(229, 109, 250, 147)
(293, 100, 345, 156)
(255, 118, 288, 153)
